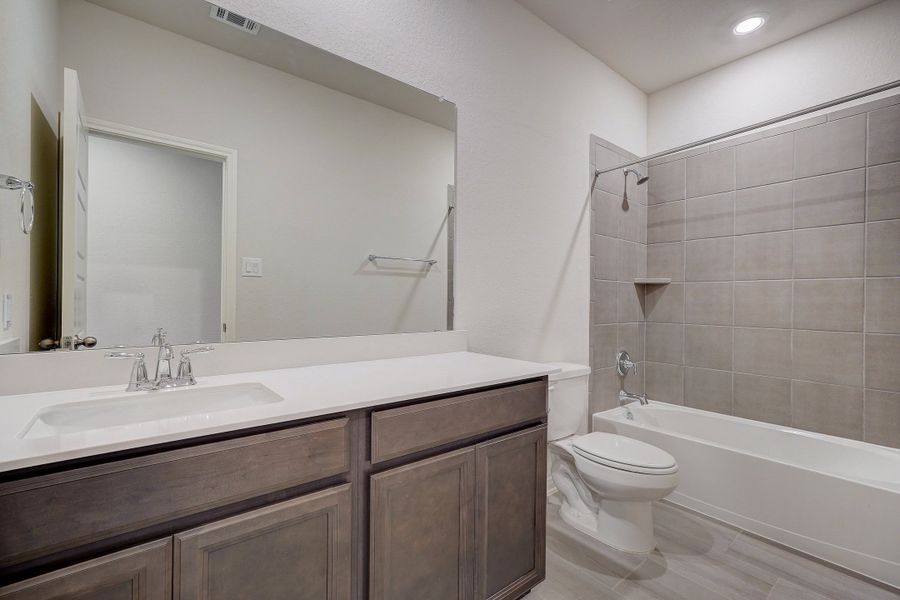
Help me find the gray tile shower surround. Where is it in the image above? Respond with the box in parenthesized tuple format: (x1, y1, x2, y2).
(533, 497, 900, 600)
(590, 94, 900, 448)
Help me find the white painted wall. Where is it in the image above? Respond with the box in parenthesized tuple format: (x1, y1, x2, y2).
(648, 0, 900, 152)
(86, 134, 223, 347)
(210, 0, 648, 364)
(60, 0, 454, 343)
(0, 0, 59, 353)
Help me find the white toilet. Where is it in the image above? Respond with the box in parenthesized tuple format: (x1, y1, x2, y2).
(547, 363, 679, 554)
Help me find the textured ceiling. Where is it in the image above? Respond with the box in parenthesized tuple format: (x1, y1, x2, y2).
(85, 0, 456, 130)
(516, 0, 886, 92)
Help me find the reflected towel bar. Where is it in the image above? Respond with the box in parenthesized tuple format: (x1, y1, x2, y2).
(1, 174, 35, 234)
(368, 254, 437, 266)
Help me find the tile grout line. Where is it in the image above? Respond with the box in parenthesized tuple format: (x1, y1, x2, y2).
(790, 130, 797, 428)
(763, 577, 784, 600)
(862, 111, 869, 443)
(589, 147, 597, 416)
(641, 158, 649, 396)
(724, 527, 745, 553)
(635, 535, 744, 600)
(638, 362, 872, 390)
(682, 158, 687, 406)
(609, 557, 649, 592)
(731, 146, 737, 415)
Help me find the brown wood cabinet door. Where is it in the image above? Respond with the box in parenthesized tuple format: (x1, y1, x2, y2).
(0, 539, 171, 600)
(174, 485, 351, 600)
(475, 426, 547, 600)
(369, 448, 475, 600)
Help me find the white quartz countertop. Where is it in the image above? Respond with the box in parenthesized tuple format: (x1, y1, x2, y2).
(0, 351, 555, 473)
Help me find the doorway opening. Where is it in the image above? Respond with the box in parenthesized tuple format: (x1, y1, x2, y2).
(84, 121, 237, 347)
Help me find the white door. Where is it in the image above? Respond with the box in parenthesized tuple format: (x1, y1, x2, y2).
(60, 68, 90, 349)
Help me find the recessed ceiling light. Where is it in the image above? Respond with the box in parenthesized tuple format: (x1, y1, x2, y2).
(732, 15, 766, 35)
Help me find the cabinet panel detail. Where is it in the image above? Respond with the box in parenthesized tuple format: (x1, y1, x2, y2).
(0, 539, 171, 600)
(0, 418, 349, 568)
(370, 381, 546, 463)
(475, 426, 547, 600)
(175, 485, 351, 600)
(370, 448, 475, 600)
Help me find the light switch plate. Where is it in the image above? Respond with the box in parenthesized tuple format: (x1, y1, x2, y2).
(241, 257, 263, 277)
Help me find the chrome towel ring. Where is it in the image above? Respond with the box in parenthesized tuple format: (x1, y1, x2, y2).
(1, 174, 35, 234)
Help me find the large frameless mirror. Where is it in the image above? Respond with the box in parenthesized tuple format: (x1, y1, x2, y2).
(0, 0, 456, 352)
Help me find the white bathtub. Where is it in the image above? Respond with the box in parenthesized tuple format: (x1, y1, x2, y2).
(592, 403, 900, 588)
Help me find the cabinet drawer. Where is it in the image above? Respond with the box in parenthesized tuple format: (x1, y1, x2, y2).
(370, 380, 546, 463)
(0, 417, 349, 569)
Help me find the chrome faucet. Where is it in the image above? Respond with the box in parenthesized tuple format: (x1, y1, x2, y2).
(616, 350, 648, 415)
(151, 328, 177, 388)
(106, 330, 215, 392)
(619, 388, 649, 407)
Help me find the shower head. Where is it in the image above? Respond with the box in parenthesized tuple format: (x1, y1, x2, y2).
(624, 168, 649, 185)
(622, 168, 648, 204)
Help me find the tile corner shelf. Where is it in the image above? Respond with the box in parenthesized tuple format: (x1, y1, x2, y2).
(633, 278, 671, 285)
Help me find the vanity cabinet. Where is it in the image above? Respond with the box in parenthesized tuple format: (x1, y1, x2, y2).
(369, 425, 547, 600)
(0, 377, 548, 600)
(0, 539, 171, 600)
(175, 485, 352, 600)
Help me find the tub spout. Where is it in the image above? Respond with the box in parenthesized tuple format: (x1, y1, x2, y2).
(619, 389, 649, 406)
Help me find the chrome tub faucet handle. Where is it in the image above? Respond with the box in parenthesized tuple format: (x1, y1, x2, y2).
(617, 350, 637, 377)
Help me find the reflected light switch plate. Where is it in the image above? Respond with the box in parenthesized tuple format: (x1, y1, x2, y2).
(241, 257, 263, 277)
(2, 293, 11, 330)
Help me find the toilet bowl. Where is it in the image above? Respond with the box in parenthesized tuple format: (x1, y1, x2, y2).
(546, 363, 678, 554)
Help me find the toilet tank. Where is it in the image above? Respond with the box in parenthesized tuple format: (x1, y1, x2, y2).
(546, 363, 591, 441)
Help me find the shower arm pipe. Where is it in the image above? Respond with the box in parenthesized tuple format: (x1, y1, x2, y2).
(594, 79, 900, 177)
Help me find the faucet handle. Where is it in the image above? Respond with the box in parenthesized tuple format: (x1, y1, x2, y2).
(106, 351, 151, 392)
(181, 345, 214, 356)
(616, 350, 637, 377)
(151, 328, 168, 346)
(176, 346, 214, 386)
(106, 351, 144, 360)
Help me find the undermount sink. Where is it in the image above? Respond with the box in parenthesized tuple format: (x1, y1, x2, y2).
(19, 383, 284, 439)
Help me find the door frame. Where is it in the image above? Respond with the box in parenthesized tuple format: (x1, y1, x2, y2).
(85, 118, 238, 342)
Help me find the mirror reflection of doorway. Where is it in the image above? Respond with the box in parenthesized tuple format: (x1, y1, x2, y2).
(86, 132, 225, 347)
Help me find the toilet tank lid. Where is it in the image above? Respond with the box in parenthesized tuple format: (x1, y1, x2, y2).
(546, 362, 591, 381)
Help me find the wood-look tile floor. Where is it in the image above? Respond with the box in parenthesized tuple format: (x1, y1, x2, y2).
(531, 497, 900, 600)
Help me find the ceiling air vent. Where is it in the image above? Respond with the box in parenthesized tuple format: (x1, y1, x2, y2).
(209, 4, 261, 35)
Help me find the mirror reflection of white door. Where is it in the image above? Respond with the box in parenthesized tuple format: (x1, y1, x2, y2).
(60, 68, 90, 349)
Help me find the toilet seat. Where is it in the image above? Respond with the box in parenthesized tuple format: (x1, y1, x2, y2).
(572, 433, 678, 475)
